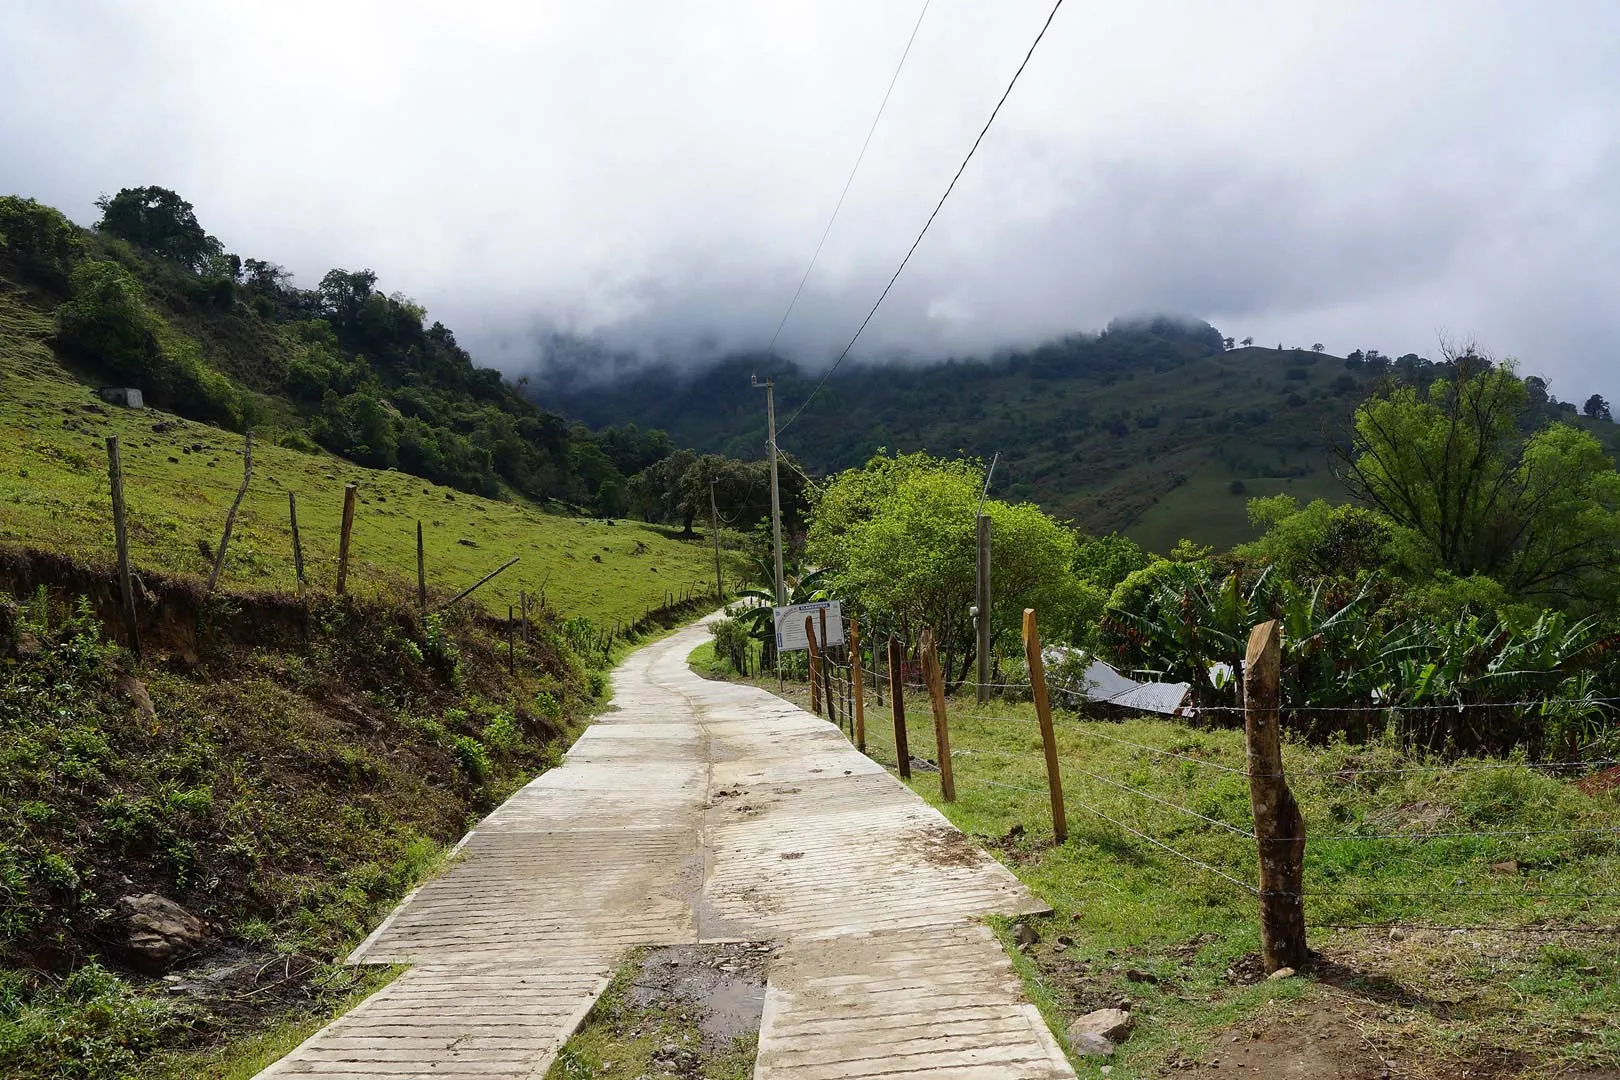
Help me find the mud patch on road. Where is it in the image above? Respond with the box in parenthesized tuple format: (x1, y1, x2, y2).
(547, 943, 771, 1079)
(912, 822, 992, 868)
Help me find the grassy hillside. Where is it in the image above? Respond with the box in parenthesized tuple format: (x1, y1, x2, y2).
(1, 292, 721, 626)
(548, 324, 1620, 552)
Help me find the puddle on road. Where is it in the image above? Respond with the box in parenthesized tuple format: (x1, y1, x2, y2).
(548, 942, 772, 1079)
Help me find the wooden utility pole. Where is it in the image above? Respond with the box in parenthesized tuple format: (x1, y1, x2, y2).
(207, 431, 252, 594)
(975, 513, 991, 702)
(1244, 620, 1308, 972)
(105, 436, 140, 656)
(288, 492, 306, 597)
(1022, 608, 1067, 842)
(887, 634, 910, 778)
(752, 375, 786, 606)
(416, 521, 427, 609)
(850, 618, 866, 753)
(805, 615, 822, 716)
(920, 629, 956, 802)
(336, 483, 358, 594)
(709, 478, 725, 602)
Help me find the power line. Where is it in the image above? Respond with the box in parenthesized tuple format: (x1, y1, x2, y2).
(776, 0, 1068, 437)
(763, 0, 932, 362)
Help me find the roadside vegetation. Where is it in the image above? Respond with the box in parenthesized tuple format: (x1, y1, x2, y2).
(695, 357, 1620, 1076)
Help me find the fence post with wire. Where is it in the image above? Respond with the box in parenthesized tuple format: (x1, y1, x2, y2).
(795, 603, 1620, 973)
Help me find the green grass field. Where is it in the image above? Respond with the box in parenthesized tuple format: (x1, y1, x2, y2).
(0, 294, 723, 625)
(739, 663, 1620, 1078)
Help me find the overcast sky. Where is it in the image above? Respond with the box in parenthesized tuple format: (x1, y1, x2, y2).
(3, 1, 1617, 398)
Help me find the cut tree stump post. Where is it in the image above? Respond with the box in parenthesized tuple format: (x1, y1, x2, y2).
(850, 618, 866, 753)
(289, 492, 306, 597)
(206, 430, 252, 594)
(888, 634, 910, 778)
(1022, 608, 1067, 842)
(336, 483, 358, 594)
(1244, 619, 1308, 972)
(805, 615, 822, 716)
(105, 436, 140, 656)
(920, 629, 956, 802)
(416, 521, 427, 609)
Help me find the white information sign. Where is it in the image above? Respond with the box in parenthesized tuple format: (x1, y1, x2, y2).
(773, 601, 844, 651)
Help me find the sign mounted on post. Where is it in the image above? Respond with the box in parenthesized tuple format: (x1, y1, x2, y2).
(774, 601, 844, 651)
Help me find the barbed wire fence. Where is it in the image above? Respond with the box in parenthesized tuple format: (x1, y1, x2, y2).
(3, 432, 721, 662)
(772, 606, 1620, 972)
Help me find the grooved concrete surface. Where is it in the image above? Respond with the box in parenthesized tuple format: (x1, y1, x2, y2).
(256, 621, 1073, 1080)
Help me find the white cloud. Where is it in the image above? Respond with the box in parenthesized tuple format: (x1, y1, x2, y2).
(2, 0, 1616, 397)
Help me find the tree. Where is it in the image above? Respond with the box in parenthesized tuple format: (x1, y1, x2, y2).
(0, 195, 81, 290)
(1584, 394, 1612, 421)
(95, 186, 220, 271)
(1222, 336, 1235, 350)
(1311, 342, 1325, 353)
(1340, 361, 1620, 601)
(1240, 336, 1255, 347)
(809, 451, 1086, 679)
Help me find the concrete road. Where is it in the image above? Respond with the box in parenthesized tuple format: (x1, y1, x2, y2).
(256, 620, 1074, 1079)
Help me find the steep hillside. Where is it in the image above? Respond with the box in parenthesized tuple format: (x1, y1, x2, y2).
(0, 291, 722, 626)
(0, 189, 671, 518)
(545, 321, 1620, 551)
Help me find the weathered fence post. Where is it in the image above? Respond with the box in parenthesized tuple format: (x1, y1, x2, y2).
(805, 615, 823, 716)
(416, 521, 427, 610)
(105, 436, 140, 656)
(288, 492, 306, 597)
(1022, 608, 1067, 842)
(920, 629, 956, 802)
(336, 483, 357, 594)
(508, 604, 516, 675)
(819, 607, 839, 730)
(850, 618, 866, 753)
(1244, 620, 1308, 972)
(206, 430, 252, 594)
(887, 634, 910, 778)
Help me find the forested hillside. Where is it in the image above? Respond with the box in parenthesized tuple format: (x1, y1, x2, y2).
(544, 319, 1620, 550)
(0, 189, 670, 514)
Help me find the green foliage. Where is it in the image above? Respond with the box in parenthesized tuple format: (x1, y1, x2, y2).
(53, 260, 246, 428)
(480, 710, 522, 754)
(95, 186, 220, 272)
(1344, 363, 1620, 601)
(0, 960, 188, 1080)
(1074, 533, 1152, 592)
(0, 196, 81, 292)
(1239, 496, 1401, 579)
(810, 451, 1086, 676)
(708, 616, 753, 675)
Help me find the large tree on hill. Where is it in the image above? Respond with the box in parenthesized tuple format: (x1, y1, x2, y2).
(95, 186, 221, 272)
(1584, 394, 1612, 421)
(1339, 357, 1620, 600)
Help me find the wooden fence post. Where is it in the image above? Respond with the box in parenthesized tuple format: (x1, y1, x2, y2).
(508, 604, 516, 675)
(920, 629, 956, 802)
(416, 521, 427, 610)
(206, 430, 252, 593)
(1244, 620, 1308, 972)
(336, 483, 357, 594)
(105, 436, 140, 656)
(1022, 608, 1067, 842)
(819, 607, 839, 730)
(888, 634, 910, 778)
(288, 492, 306, 597)
(850, 618, 866, 753)
(805, 615, 822, 716)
